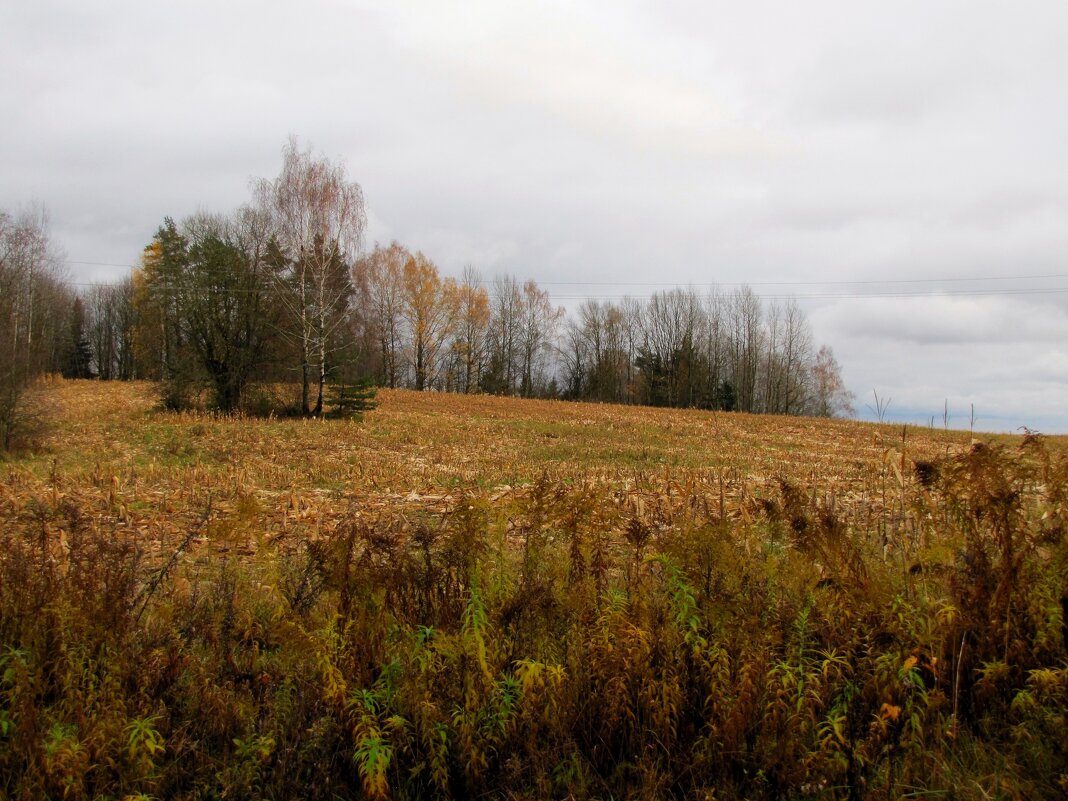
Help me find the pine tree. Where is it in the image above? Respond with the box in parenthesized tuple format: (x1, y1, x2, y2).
(61, 297, 95, 379)
(325, 378, 377, 419)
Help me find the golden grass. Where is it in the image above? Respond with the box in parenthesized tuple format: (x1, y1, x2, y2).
(4, 379, 1003, 558)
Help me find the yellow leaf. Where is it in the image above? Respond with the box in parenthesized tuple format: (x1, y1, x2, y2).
(881, 703, 902, 721)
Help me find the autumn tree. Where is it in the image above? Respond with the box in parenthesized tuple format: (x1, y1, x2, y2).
(134, 217, 191, 388)
(810, 345, 855, 418)
(448, 266, 490, 393)
(255, 137, 366, 416)
(353, 241, 409, 388)
(401, 252, 458, 391)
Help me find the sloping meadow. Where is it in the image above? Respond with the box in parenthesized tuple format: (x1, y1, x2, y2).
(1, 381, 1066, 799)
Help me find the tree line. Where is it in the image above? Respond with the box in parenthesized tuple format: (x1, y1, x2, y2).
(1, 140, 854, 437)
(0, 207, 75, 448)
(559, 287, 853, 417)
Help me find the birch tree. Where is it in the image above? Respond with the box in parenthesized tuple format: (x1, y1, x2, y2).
(486, 275, 522, 394)
(0, 208, 70, 448)
(353, 242, 408, 388)
(727, 286, 763, 413)
(256, 137, 366, 416)
(638, 289, 703, 407)
(517, 280, 563, 397)
(570, 300, 631, 403)
(810, 345, 855, 418)
(775, 299, 813, 415)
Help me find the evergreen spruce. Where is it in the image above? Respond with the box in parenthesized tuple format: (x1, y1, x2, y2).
(326, 378, 378, 418)
(61, 297, 96, 379)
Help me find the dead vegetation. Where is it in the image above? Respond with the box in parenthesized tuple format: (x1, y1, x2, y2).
(0, 380, 1065, 799)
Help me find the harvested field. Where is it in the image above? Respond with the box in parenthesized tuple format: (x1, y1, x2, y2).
(5, 380, 986, 557)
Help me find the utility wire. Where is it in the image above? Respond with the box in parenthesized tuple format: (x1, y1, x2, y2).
(478, 273, 1068, 288)
(62, 281, 1068, 302)
(62, 259, 1068, 289)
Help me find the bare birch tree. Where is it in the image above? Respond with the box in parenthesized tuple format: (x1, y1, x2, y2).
(727, 286, 763, 413)
(810, 345, 855, 418)
(255, 137, 366, 416)
(569, 300, 631, 402)
(353, 242, 409, 389)
(517, 280, 563, 397)
(775, 299, 813, 415)
(0, 207, 69, 448)
(486, 275, 522, 394)
(639, 289, 703, 407)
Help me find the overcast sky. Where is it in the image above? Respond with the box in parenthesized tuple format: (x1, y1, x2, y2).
(3, 1, 1067, 432)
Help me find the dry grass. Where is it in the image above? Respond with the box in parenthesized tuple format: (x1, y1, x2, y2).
(0, 380, 1064, 800)
(6, 380, 994, 552)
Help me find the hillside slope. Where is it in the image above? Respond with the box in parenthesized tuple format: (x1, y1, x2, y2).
(9, 379, 988, 537)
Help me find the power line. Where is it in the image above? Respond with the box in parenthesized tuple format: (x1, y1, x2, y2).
(532, 289, 1068, 301)
(66, 260, 140, 269)
(477, 273, 1068, 288)
(62, 279, 1068, 302)
(63, 258, 1068, 290)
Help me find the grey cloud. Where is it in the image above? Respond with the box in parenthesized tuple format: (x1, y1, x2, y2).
(810, 299, 1068, 431)
(812, 297, 1068, 347)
